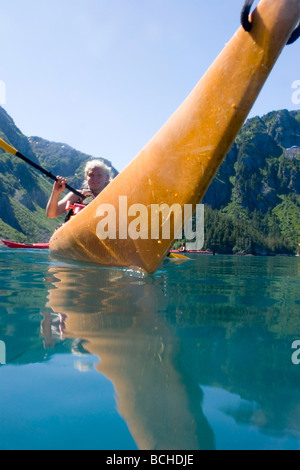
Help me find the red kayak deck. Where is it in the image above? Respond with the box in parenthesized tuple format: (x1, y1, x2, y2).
(1, 240, 49, 249)
(170, 249, 214, 254)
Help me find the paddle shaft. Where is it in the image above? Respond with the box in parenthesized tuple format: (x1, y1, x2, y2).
(15, 150, 85, 198)
(0, 137, 85, 199)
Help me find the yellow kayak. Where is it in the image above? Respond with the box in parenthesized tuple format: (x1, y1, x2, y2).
(48, 0, 300, 273)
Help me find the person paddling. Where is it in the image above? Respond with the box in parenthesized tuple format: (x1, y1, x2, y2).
(46, 160, 112, 218)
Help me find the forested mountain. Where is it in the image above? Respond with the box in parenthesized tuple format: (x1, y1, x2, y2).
(199, 109, 300, 254)
(0, 105, 299, 254)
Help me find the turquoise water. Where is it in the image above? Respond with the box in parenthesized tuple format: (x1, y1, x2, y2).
(0, 247, 299, 450)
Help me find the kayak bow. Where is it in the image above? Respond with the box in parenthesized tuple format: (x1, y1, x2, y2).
(48, 0, 300, 273)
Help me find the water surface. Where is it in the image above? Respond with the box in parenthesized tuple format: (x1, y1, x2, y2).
(0, 247, 299, 450)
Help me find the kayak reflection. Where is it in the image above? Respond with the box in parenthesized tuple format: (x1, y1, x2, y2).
(45, 263, 215, 450)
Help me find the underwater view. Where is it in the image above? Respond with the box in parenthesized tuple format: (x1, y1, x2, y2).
(0, 247, 299, 450)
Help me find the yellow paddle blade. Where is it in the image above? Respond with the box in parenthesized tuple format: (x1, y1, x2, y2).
(0, 137, 18, 155)
(167, 253, 189, 260)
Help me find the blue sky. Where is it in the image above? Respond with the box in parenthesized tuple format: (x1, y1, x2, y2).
(0, 0, 299, 172)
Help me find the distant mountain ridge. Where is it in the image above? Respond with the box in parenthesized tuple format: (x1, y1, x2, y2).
(200, 109, 300, 254)
(0, 105, 299, 253)
(29, 136, 118, 190)
(203, 109, 300, 211)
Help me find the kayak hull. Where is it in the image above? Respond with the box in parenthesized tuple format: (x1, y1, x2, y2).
(48, 0, 300, 273)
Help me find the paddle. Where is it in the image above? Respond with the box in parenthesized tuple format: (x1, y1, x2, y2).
(0, 136, 85, 199)
(167, 252, 189, 260)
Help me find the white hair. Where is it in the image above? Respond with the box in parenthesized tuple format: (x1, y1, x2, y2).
(84, 159, 113, 182)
